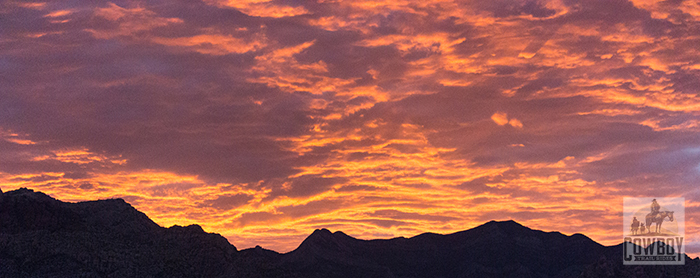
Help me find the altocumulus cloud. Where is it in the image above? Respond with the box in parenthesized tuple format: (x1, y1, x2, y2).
(1, 0, 699, 256)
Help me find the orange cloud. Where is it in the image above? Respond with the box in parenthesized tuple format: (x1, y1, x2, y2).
(0, 129, 38, 145)
(152, 34, 265, 55)
(2, 0, 700, 257)
(17, 2, 47, 10)
(44, 10, 72, 18)
(89, 3, 183, 39)
(491, 112, 522, 128)
(491, 112, 509, 125)
(211, 0, 308, 18)
(509, 118, 523, 128)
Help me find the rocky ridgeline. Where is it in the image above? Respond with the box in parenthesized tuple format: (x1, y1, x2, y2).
(0, 188, 239, 277)
(0, 188, 698, 278)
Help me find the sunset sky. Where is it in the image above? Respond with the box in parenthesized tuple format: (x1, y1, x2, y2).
(1, 0, 699, 257)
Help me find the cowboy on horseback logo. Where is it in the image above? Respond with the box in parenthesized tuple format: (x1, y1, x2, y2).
(623, 197, 685, 265)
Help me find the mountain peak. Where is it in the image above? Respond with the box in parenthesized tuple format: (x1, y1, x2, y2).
(470, 219, 531, 235)
(310, 228, 332, 236)
(485, 219, 526, 227)
(304, 228, 340, 244)
(291, 228, 357, 258)
(0, 188, 240, 277)
(3, 187, 56, 202)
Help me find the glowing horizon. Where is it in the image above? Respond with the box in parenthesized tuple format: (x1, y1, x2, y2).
(1, 0, 699, 258)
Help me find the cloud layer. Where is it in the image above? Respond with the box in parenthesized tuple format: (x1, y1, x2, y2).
(2, 0, 699, 256)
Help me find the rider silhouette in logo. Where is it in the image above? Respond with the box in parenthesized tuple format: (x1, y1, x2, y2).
(645, 198, 674, 234)
(630, 216, 640, 235)
(651, 199, 660, 217)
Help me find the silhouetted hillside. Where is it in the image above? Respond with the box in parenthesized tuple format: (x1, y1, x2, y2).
(0, 188, 698, 277)
(278, 221, 609, 277)
(0, 188, 238, 277)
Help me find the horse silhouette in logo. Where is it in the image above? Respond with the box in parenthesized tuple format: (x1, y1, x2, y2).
(645, 199, 674, 234)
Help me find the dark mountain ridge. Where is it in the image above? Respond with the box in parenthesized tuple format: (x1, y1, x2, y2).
(0, 188, 238, 277)
(0, 188, 698, 277)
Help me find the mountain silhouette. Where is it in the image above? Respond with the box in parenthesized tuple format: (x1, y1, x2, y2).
(0, 188, 238, 277)
(1, 188, 698, 277)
